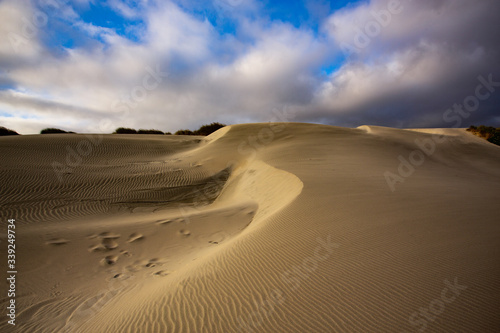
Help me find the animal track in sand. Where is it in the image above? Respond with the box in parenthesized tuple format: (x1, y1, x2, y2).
(45, 238, 69, 245)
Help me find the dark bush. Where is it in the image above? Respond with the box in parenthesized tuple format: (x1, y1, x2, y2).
(0, 126, 19, 136)
(193, 122, 226, 136)
(138, 129, 164, 135)
(164, 132, 172, 135)
(467, 125, 500, 146)
(113, 127, 137, 134)
(174, 129, 195, 135)
(41, 128, 75, 134)
(488, 134, 500, 146)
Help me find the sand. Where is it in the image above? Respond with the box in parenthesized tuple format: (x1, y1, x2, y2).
(1, 123, 499, 332)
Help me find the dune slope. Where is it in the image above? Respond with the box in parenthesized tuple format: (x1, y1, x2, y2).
(1, 124, 499, 333)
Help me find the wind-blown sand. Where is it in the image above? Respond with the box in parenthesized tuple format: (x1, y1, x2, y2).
(1, 123, 499, 332)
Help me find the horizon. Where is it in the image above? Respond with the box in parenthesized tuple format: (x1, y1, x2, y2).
(2, 122, 499, 137)
(1, 0, 500, 134)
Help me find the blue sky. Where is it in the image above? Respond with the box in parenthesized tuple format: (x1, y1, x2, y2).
(1, 0, 499, 134)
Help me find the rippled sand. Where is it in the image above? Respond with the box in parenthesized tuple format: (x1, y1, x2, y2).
(1, 123, 499, 332)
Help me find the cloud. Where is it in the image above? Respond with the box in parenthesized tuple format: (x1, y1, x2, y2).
(314, 0, 500, 127)
(0, 0, 44, 67)
(107, 0, 148, 19)
(1, 0, 499, 134)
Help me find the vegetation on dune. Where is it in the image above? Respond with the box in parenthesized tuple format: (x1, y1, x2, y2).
(40, 128, 75, 134)
(113, 127, 138, 134)
(174, 122, 227, 136)
(467, 125, 500, 146)
(137, 129, 164, 135)
(174, 129, 195, 135)
(4, 123, 226, 137)
(111, 123, 226, 136)
(193, 122, 226, 136)
(0, 126, 19, 136)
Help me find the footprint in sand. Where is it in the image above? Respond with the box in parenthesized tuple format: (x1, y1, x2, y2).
(157, 217, 185, 226)
(99, 232, 120, 239)
(153, 270, 170, 277)
(145, 258, 161, 268)
(127, 232, 143, 243)
(126, 265, 140, 273)
(120, 250, 131, 257)
(179, 229, 191, 237)
(101, 255, 118, 265)
(89, 232, 121, 251)
(88, 244, 106, 252)
(110, 273, 132, 281)
(102, 238, 119, 250)
(45, 238, 69, 246)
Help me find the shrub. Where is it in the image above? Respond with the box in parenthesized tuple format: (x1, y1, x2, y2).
(164, 132, 172, 135)
(193, 122, 226, 136)
(113, 127, 137, 134)
(138, 129, 164, 135)
(0, 126, 19, 136)
(40, 128, 74, 134)
(467, 125, 500, 146)
(488, 133, 500, 146)
(174, 129, 195, 135)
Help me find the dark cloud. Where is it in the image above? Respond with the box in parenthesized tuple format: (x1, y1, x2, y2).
(317, 0, 500, 127)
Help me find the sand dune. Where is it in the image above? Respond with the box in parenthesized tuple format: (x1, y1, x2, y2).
(1, 123, 499, 332)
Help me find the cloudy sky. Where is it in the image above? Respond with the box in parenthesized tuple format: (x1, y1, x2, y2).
(1, 0, 499, 134)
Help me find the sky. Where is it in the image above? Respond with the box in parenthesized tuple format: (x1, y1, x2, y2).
(0, 0, 499, 134)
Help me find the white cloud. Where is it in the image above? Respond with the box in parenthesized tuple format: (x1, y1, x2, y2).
(107, 0, 148, 19)
(0, 0, 44, 63)
(1, 0, 499, 134)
